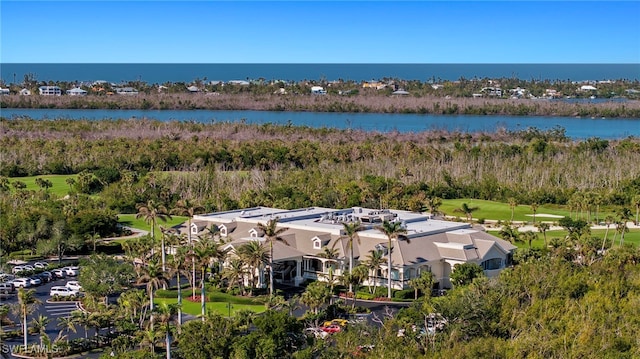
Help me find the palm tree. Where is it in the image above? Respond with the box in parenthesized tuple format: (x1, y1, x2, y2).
(498, 224, 520, 244)
(535, 222, 550, 248)
(425, 196, 443, 217)
(223, 258, 247, 295)
(508, 197, 518, 222)
(601, 215, 615, 251)
(344, 265, 369, 309)
(616, 207, 633, 246)
(14, 288, 41, 349)
(364, 249, 385, 294)
(189, 237, 221, 321)
(257, 218, 289, 297)
(171, 199, 205, 294)
(137, 260, 169, 329)
(56, 315, 77, 342)
(632, 195, 640, 225)
(140, 328, 160, 354)
(521, 231, 537, 249)
(155, 302, 179, 359)
(171, 199, 205, 245)
(85, 232, 104, 253)
(136, 200, 172, 272)
(168, 246, 190, 330)
(70, 310, 91, 339)
(29, 314, 50, 346)
(375, 221, 408, 299)
(340, 221, 363, 294)
(237, 241, 269, 295)
(317, 244, 339, 260)
(530, 202, 539, 224)
(454, 203, 479, 222)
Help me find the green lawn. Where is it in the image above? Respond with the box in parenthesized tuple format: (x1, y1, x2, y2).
(487, 228, 640, 249)
(440, 198, 618, 223)
(155, 298, 266, 317)
(8, 174, 77, 197)
(117, 214, 188, 239)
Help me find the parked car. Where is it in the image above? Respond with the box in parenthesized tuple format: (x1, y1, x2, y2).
(321, 324, 342, 334)
(63, 266, 79, 276)
(65, 281, 82, 291)
(323, 319, 349, 328)
(37, 271, 53, 283)
(29, 276, 42, 286)
(11, 266, 26, 274)
(0, 283, 15, 294)
(305, 327, 329, 339)
(33, 262, 49, 269)
(23, 265, 35, 272)
(11, 278, 31, 288)
(51, 269, 66, 279)
(50, 286, 79, 298)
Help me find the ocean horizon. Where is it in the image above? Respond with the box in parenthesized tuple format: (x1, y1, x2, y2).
(1, 63, 639, 84)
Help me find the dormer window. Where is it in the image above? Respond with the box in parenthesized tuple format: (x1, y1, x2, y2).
(249, 228, 258, 238)
(375, 243, 389, 256)
(219, 224, 228, 237)
(313, 238, 322, 249)
(190, 223, 199, 235)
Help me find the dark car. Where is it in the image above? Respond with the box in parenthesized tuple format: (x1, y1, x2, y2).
(37, 271, 53, 283)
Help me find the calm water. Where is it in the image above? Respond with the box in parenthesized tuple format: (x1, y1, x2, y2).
(2, 64, 639, 84)
(2, 108, 639, 139)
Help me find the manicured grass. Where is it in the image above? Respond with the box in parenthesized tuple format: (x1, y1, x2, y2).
(440, 198, 618, 223)
(9, 174, 77, 197)
(117, 213, 188, 239)
(440, 198, 569, 222)
(155, 297, 266, 317)
(487, 228, 640, 249)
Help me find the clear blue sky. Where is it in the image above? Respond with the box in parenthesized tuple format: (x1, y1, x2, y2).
(1, 1, 639, 63)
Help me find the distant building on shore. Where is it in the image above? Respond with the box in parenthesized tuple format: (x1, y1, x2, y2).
(311, 86, 327, 94)
(66, 87, 87, 96)
(38, 86, 62, 96)
(115, 87, 139, 95)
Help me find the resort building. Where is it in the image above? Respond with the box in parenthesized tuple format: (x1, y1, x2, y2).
(174, 206, 516, 291)
(38, 86, 62, 96)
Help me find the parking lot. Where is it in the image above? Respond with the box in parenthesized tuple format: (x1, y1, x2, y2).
(1, 264, 89, 351)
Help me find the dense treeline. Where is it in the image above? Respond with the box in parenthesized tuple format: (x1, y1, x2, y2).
(2, 92, 640, 117)
(2, 118, 640, 212)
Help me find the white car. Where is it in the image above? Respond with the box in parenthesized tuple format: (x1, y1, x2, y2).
(0, 283, 14, 294)
(11, 278, 31, 288)
(51, 269, 66, 279)
(23, 265, 35, 272)
(50, 286, 79, 297)
(305, 327, 329, 340)
(11, 266, 26, 274)
(65, 281, 82, 291)
(29, 277, 42, 286)
(63, 266, 79, 276)
(33, 262, 49, 269)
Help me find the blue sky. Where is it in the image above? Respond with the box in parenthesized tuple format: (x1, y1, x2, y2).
(1, 1, 639, 63)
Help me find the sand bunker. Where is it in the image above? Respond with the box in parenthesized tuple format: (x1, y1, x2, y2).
(525, 213, 564, 218)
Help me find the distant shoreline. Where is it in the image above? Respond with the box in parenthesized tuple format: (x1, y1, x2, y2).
(2, 93, 640, 118)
